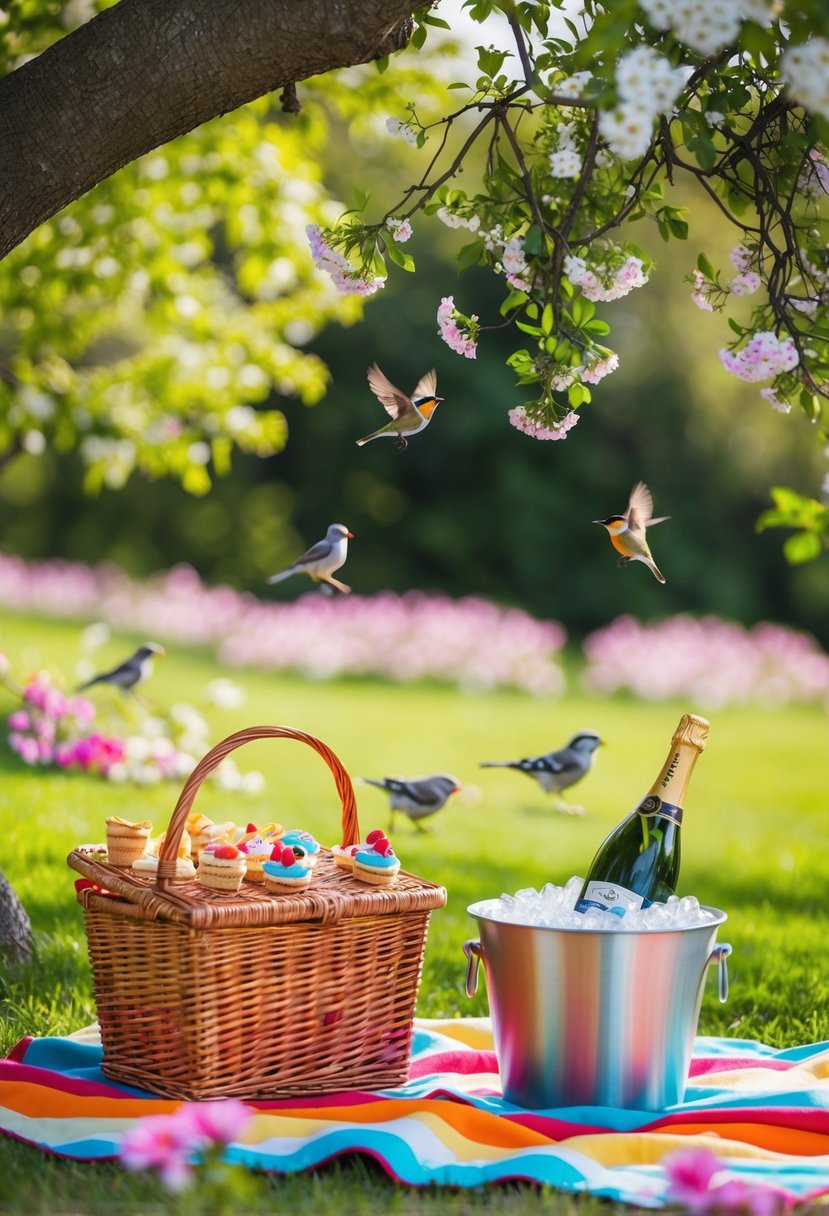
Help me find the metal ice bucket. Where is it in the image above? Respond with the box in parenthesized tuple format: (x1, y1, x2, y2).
(464, 901, 731, 1111)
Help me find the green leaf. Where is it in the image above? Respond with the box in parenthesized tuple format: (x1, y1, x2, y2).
(456, 239, 485, 270)
(385, 242, 415, 272)
(523, 225, 543, 256)
(568, 383, 587, 406)
(585, 319, 611, 336)
(516, 320, 544, 336)
(697, 252, 716, 279)
(728, 318, 745, 335)
(541, 303, 554, 335)
(783, 531, 823, 564)
(499, 288, 529, 315)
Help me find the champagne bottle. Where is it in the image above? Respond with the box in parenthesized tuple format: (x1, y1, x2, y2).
(575, 714, 709, 917)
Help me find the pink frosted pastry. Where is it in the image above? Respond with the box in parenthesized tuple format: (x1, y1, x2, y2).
(239, 833, 274, 883)
(332, 828, 385, 872)
(197, 843, 247, 891)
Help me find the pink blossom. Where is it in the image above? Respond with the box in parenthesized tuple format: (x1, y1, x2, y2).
(15, 735, 40, 765)
(120, 1110, 198, 1193)
(760, 386, 792, 414)
(691, 268, 715, 312)
(437, 295, 478, 358)
(581, 352, 619, 384)
(181, 1099, 252, 1144)
(0, 653, 8, 676)
(720, 331, 799, 382)
(306, 224, 385, 297)
(731, 271, 761, 296)
(508, 406, 580, 441)
(730, 244, 752, 272)
(564, 252, 648, 302)
(663, 1147, 787, 1216)
(7, 710, 30, 731)
(385, 216, 413, 243)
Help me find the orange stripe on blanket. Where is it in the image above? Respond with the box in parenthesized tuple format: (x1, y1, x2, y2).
(4, 1082, 181, 1121)
(656, 1121, 829, 1156)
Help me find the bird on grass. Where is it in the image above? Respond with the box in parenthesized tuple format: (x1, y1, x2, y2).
(480, 731, 602, 814)
(356, 364, 443, 450)
(76, 643, 165, 693)
(266, 523, 354, 594)
(359, 774, 462, 831)
(593, 481, 669, 584)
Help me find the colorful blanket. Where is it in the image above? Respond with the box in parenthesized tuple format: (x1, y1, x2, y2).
(2, 1020, 829, 1206)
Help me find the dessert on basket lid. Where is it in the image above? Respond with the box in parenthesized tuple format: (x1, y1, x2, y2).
(197, 842, 247, 891)
(133, 829, 196, 879)
(105, 816, 153, 866)
(279, 828, 321, 866)
(332, 827, 386, 872)
(186, 811, 237, 861)
(237, 824, 280, 883)
(262, 843, 313, 893)
(352, 830, 401, 887)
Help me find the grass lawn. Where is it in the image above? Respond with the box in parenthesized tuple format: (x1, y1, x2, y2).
(1, 608, 828, 1213)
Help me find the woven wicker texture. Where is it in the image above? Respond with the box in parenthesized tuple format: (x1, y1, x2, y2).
(67, 725, 447, 1099)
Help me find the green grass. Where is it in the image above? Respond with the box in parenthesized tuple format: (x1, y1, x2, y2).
(1, 608, 828, 1213)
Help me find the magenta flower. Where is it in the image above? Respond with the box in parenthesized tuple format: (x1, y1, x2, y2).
(663, 1147, 788, 1216)
(7, 710, 30, 731)
(181, 1098, 252, 1144)
(120, 1109, 199, 1192)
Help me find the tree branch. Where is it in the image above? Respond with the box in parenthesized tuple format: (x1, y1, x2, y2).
(0, 0, 418, 260)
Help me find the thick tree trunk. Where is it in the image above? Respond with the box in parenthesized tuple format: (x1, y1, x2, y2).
(0, 0, 418, 261)
(0, 868, 33, 964)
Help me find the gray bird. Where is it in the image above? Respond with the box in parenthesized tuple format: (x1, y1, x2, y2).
(359, 774, 462, 831)
(76, 643, 165, 693)
(480, 731, 602, 814)
(266, 523, 354, 594)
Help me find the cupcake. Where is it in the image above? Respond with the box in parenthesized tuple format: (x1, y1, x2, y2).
(352, 834, 400, 887)
(239, 833, 274, 883)
(331, 828, 384, 873)
(279, 829, 321, 868)
(262, 844, 313, 894)
(197, 843, 247, 892)
(105, 816, 152, 866)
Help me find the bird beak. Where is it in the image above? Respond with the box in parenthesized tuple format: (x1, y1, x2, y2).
(592, 519, 609, 526)
(151, 644, 166, 656)
(346, 530, 355, 539)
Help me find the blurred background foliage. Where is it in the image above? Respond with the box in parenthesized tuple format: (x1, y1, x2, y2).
(0, 2, 827, 646)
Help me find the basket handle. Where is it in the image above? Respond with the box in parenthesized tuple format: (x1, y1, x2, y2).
(155, 725, 359, 889)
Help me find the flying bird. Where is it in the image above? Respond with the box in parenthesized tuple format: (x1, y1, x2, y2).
(266, 523, 354, 594)
(593, 481, 669, 584)
(480, 731, 602, 814)
(76, 643, 165, 693)
(359, 774, 462, 831)
(356, 364, 443, 450)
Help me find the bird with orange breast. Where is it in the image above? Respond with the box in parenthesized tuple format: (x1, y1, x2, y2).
(593, 481, 669, 584)
(356, 364, 443, 450)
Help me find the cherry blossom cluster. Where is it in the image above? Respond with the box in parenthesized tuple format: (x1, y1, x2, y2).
(564, 252, 649, 302)
(548, 121, 582, 180)
(306, 224, 385, 296)
(719, 331, 799, 383)
(599, 46, 688, 160)
(508, 407, 580, 441)
(781, 37, 829, 122)
(638, 0, 778, 58)
(437, 295, 478, 359)
(385, 216, 413, 243)
(663, 1146, 787, 1216)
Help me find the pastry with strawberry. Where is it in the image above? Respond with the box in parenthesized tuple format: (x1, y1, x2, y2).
(262, 844, 313, 894)
(332, 828, 385, 872)
(197, 842, 247, 891)
(352, 833, 400, 887)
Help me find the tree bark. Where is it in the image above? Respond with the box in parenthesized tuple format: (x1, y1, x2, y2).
(0, 867, 33, 964)
(0, 0, 418, 261)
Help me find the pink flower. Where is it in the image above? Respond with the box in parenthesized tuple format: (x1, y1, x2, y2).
(730, 244, 752, 272)
(508, 406, 579, 440)
(760, 386, 792, 414)
(581, 352, 619, 384)
(437, 295, 478, 358)
(181, 1098, 252, 1144)
(731, 271, 761, 296)
(385, 216, 413, 243)
(120, 1110, 198, 1193)
(306, 224, 385, 296)
(8, 710, 30, 731)
(663, 1147, 787, 1216)
(0, 653, 8, 676)
(720, 331, 799, 382)
(16, 736, 41, 765)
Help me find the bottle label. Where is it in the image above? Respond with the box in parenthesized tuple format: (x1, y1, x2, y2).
(636, 794, 683, 825)
(575, 882, 645, 918)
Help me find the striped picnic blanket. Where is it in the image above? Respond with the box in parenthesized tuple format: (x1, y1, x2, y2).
(2, 1019, 829, 1205)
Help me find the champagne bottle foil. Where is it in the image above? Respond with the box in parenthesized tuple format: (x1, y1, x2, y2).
(636, 795, 683, 825)
(671, 713, 709, 751)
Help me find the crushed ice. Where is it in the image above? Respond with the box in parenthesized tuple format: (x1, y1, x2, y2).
(474, 877, 719, 930)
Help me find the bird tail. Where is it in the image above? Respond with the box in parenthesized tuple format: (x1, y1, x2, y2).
(648, 515, 671, 527)
(266, 568, 294, 585)
(646, 558, 666, 584)
(479, 761, 520, 770)
(355, 428, 386, 447)
(75, 676, 101, 692)
(358, 777, 390, 790)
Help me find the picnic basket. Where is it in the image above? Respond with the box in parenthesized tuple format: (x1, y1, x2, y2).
(67, 724, 447, 1101)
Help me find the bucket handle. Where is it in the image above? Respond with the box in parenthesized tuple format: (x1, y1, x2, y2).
(463, 939, 483, 998)
(710, 942, 732, 1003)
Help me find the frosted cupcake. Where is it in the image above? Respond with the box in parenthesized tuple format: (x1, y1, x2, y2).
(239, 834, 274, 883)
(187, 812, 237, 862)
(352, 834, 400, 887)
(331, 828, 385, 872)
(197, 843, 247, 891)
(262, 844, 312, 894)
(105, 816, 153, 866)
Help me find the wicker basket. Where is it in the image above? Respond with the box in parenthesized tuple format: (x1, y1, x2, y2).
(67, 725, 447, 1101)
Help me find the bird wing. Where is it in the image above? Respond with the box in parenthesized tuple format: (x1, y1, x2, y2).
(627, 481, 655, 530)
(367, 364, 416, 421)
(410, 369, 437, 402)
(293, 537, 332, 567)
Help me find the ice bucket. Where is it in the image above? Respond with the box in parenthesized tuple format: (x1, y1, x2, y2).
(464, 901, 731, 1110)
